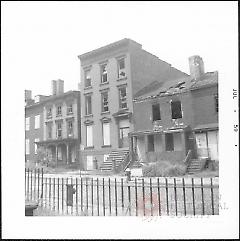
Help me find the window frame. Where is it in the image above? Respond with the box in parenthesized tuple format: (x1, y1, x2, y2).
(56, 105, 62, 116)
(67, 103, 73, 115)
(152, 103, 161, 121)
(56, 122, 62, 138)
(119, 86, 127, 109)
(25, 139, 30, 155)
(100, 63, 108, 84)
(117, 57, 126, 79)
(85, 95, 92, 115)
(214, 94, 218, 113)
(34, 138, 40, 154)
(101, 91, 109, 113)
(102, 122, 111, 146)
(67, 120, 73, 137)
(165, 133, 174, 151)
(171, 100, 183, 119)
(84, 69, 92, 88)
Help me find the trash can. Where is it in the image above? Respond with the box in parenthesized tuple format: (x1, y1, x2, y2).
(25, 201, 38, 216)
(66, 184, 76, 206)
(125, 168, 131, 182)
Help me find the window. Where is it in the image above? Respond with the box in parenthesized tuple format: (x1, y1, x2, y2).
(165, 133, 174, 151)
(101, 92, 109, 112)
(25, 117, 30, 131)
(25, 139, 30, 155)
(148, 135, 155, 152)
(47, 124, 52, 139)
(119, 87, 127, 109)
(47, 108, 52, 119)
(100, 64, 108, 83)
(171, 100, 182, 119)
(118, 58, 126, 78)
(35, 138, 39, 154)
(68, 121, 73, 137)
(214, 94, 218, 113)
(84, 69, 91, 88)
(67, 104, 73, 114)
(85, 95, 92, 115)
(152, 104, 161, 121)
(35, 115, 40, 129)
(56, 122, 62, 138)
(86, 125, 93, 147)
(86, 156, 94, 170)
(57, 106, 62, 116)
(102, 122, 110, 146)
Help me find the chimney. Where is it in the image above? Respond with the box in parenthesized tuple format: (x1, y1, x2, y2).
(189, 55, 205, 80)
(25, 90, 32, 101)
(56, 79, 64, 95)
(51, 80, 57, 95)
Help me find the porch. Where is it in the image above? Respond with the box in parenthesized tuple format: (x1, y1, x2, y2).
(36, 138, 79, 166)
(129, 126, 192, 164)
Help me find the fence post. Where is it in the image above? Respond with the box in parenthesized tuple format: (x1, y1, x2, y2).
(192, 178, 195, 216)
(103, 178, 105, 216)
(121, 178, 124, 214)
(182, 178, 186, 216)
(97, 178, 99, 216)
(200, 177, 205, 215)
(108, 178, 111, 216)
(174, 178, 178, 216)
(150, 178, 153, 216)
(135, 178, 138, 216)
(210, 178, 214, 215)
(76, 178, 78, 215)
(142, 179, 145, 216)
(91, 178, 94, 216)
(157, 178, 161, 216)
(165, 178, 169, 216)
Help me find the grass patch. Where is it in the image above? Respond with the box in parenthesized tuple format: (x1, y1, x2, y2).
(142, 160, 187, 177)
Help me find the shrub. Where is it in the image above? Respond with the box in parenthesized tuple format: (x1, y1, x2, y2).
(142, 160, 187, 177)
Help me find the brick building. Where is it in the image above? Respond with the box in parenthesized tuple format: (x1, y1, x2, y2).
(25, 90, 47, 164)
(78, 38, 188, 170)
(129, 55, 218, 172)
(25, 80, 81, 167)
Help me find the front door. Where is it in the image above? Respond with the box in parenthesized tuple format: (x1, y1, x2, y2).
(195, 132, 208, 158)
(119, 127, 130, 148)
(207, 130, 219, 161)
(118, 119, 130, 148)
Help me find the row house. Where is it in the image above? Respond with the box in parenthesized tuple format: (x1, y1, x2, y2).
(78, 38, 188, 170)
(25, 80, 81, 166)
(25, 91, 47, 164)
(129, 55, 218, 168)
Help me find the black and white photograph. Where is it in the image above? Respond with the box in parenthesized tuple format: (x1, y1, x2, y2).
(2, 1, 239, 239)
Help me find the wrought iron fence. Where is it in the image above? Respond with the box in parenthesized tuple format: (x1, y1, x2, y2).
(25, 168, 219, 216)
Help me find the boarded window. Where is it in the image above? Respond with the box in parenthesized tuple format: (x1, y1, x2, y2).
(152, 104, 161, 121)
(171, 100, 182, 119)
(102, 122, 110, 146)
(25, 117, 30, 131)
(165, 133, 174, 151)
(25, 139, 30, 155)
(35, 115, 40, 129)
(148, 135, 155, 152)
(86, 125, 93, 147)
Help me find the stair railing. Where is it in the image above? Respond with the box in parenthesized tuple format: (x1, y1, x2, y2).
(115, 151, 133, 173)
(183, 150, 192, 167)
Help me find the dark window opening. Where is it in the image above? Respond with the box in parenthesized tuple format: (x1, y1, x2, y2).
(101, 92, 109, 112)
(85, 95, 92, 115)
(148, 135, 155, 152)
(152, 104, 161, 121)
(171, 100, 182, 119)
(214, 94, 218, 113)
(165, 133, 174, 151)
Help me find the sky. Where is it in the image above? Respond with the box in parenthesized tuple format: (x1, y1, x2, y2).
(2, 1, 238, 97)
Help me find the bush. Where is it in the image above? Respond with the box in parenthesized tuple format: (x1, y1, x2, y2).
(142, 160, 187, 177)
